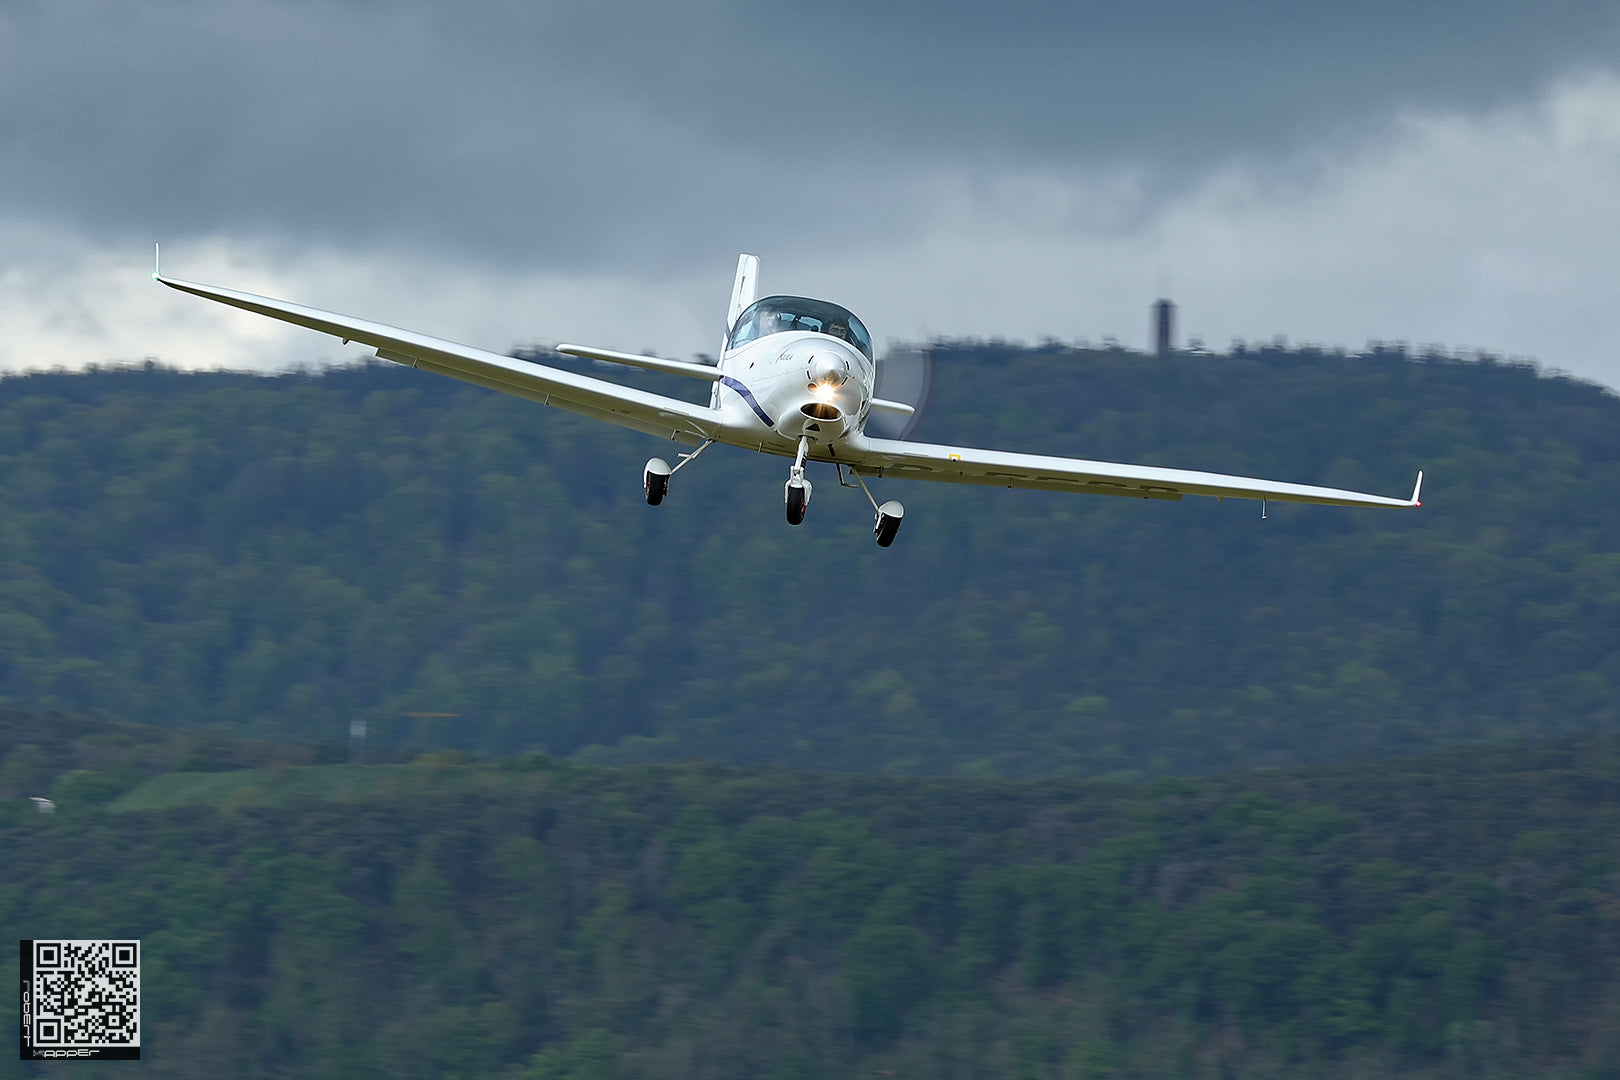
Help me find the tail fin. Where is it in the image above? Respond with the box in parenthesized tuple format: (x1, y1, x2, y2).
(726, 254, 759, 334)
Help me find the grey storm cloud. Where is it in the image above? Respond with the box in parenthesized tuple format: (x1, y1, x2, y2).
(3, 0, 1617, 272)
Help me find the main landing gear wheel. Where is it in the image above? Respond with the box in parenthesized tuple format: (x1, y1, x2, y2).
(642, 439, 715, 507)
(874, 500, 904, 547)
(644, 458, 672, 505)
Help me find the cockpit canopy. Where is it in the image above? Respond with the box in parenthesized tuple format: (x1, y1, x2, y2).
(728, 295, 873, 361)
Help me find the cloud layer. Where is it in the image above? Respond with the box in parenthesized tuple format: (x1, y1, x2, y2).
(2, 2, 1618, 385)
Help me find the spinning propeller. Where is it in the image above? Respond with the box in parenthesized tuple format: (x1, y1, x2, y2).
(869, 341, 934, 440)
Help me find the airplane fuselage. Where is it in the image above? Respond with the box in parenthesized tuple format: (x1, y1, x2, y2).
(713, 330, 874, 455)
(708, 291, 882, 462)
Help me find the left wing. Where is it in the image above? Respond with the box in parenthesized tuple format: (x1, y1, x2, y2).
(155, 273, 724, 445)
(845, 435, 1421, 508)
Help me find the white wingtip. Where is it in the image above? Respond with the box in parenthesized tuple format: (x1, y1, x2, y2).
(152, 243, 160, 281)
(1411, 470, 1424, 507)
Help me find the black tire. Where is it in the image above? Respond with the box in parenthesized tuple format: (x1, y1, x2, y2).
(875, 514, 901, 547)
(786, 484, 808, 525)
(645, 473, 669, 506)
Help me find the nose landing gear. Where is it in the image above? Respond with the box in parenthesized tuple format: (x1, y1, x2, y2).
(785, 436, 812, 525)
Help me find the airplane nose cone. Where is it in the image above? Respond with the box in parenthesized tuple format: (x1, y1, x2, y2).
(807, 352, 849, 388)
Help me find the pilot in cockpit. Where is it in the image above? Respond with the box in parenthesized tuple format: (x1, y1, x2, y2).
(824, 319, 853, 345)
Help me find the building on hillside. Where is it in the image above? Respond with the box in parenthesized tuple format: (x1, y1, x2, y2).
(1152, 298, 1176, 357)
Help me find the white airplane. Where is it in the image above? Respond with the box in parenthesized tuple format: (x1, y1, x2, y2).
(155, 252, 1422, 546)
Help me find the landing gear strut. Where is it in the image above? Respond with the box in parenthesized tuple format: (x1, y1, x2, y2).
(785, 436, 812, 525)
(643, 439, 713, 507)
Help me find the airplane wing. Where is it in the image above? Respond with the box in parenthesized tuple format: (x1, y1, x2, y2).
(154, 274, 723, 445)
(845, 435, 1421, 508)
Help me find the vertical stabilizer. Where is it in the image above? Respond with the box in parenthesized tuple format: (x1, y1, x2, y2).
(726, 254, 759, 335)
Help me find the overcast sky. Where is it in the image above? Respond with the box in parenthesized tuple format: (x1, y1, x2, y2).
(4, 0, 1620, 385)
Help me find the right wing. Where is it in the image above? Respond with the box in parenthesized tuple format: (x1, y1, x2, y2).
(155, 274, 723, 445)
(846, 435, 1422, 509)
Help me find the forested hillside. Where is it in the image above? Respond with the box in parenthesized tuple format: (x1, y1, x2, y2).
(3, 708, 1617, 1079)
(1, 344, 1617, 776)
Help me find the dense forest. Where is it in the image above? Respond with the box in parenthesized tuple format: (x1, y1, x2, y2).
(1, 343, 1617, 777)
(3, 707, 1618, 1078)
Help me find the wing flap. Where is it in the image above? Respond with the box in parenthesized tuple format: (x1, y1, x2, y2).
(845, 435, 1419, 508)
(157, 274, 721, 443)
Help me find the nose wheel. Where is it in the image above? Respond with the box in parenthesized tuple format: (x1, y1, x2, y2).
(785, 435, 812, 525)
(786, 481, 810, 525)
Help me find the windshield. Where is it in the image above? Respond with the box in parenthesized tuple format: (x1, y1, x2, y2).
(728, 295, 873, 361)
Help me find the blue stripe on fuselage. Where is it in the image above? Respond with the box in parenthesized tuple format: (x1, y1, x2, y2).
(720, 375, 775, 427)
